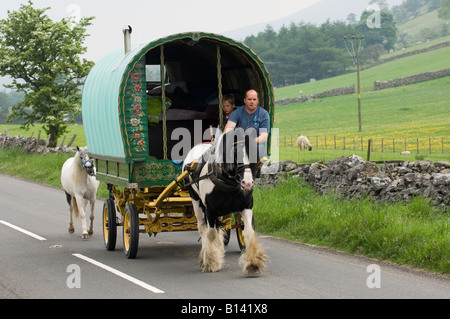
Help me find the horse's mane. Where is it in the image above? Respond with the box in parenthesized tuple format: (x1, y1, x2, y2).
(212, 129, 258, 177)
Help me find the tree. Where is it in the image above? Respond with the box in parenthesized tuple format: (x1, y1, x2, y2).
(439, 0, 450, 20)
(356, 10, 397, 51)
(0, 1, 94, 146)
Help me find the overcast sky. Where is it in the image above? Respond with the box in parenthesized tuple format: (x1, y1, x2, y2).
(1, 0, 405, 63)
(1, 0, 324, 62)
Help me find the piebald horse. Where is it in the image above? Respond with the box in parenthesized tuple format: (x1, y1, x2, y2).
(183, 129, 268, 276)
(61, 146, 99, 239)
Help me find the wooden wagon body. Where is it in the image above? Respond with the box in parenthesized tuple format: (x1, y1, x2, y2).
(82, 31, 275, 258)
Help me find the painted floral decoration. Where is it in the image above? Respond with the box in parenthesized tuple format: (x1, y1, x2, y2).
(127, 67, 147, 153)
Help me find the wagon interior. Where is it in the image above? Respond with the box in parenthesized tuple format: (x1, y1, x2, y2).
(144, 38, 261, 160)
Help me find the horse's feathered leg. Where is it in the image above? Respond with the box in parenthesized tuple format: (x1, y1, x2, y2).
(239, 209, 268, 276)
(193, 200, 224, 272)
(200, 226, 225, 273)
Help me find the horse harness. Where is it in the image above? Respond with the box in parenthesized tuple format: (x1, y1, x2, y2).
(184, 141, 251, 192)
(80, 156, 96, 177)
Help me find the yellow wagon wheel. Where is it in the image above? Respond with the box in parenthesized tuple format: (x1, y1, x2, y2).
(123, 203, 139, 259)
(102, 199, 117, 251)
(235, 213, 255, 251)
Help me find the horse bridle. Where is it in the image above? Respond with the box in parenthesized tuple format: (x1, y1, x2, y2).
(80, 156, 96, 177)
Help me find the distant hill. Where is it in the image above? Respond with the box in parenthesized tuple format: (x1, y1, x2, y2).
(397, 10, 449, 47)
(223, 0, 404, 41)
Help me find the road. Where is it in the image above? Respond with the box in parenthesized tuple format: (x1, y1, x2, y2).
(0, 173, 449, 301)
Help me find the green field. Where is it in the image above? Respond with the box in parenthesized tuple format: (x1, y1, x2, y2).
(274, 37, 450, 100)
(0, 124, 87, 147)
(272, 43, 450, 163)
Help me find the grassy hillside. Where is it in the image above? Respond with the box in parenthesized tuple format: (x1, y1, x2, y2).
(397, 10, 449, 47)
(274, 43, 450, 100)
(272, 42, 450, 163)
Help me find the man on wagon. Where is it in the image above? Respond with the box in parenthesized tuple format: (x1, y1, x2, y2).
(224, 89, 270, 163)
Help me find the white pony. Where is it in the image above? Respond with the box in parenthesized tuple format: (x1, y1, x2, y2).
(297, 135, 312, 151)
(61, 146, 99, 239)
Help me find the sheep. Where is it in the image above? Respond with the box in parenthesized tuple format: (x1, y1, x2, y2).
(297, 135, 312, 151)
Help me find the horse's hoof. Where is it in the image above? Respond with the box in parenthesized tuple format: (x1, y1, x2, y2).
(88, 230, 93, 236)
(81, 234, 88, 239)
(245, 265, 261, 277)
(68, 228, 75, 234)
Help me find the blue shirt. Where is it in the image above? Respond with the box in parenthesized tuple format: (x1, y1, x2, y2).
(228, 105, 270, 137)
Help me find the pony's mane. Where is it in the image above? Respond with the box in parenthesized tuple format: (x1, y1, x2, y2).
(212, 130, 258, 177)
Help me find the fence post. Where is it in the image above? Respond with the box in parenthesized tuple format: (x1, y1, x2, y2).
(67, 134, 77, 147)
(429, 138, 432, 154)
(381, 138, 384, 153)
(367, 139, 372, 162)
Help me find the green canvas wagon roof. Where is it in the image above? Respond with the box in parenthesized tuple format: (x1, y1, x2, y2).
(82, 32, 274, 163)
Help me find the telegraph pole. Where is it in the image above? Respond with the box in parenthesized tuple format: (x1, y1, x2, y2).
(344, 35, 365, 132)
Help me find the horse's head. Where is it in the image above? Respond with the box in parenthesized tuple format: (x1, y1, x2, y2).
(215, 129, 258, 192)
(76, 146, 95, 177)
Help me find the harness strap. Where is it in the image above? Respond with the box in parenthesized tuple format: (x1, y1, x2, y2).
(82, 159, 96, 177)
(208, 162, 240, 192)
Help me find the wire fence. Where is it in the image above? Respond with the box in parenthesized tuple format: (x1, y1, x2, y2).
(280, 135, 448, 154)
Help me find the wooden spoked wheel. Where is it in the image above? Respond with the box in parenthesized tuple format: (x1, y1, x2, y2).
(123, 203, 139, 259)
(102, 199, 117, 251)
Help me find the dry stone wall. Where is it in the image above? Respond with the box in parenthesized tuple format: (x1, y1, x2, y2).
(374, 68, 450, 90)
(275, 85, 355, 106)
(0, 132, 76, 154)
(258, 155, 450, 209)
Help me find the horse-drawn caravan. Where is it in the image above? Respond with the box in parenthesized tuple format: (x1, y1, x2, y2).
(81, 29, 274, 274)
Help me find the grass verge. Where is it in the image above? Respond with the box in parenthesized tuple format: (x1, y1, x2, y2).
(253, 176, 449, 274)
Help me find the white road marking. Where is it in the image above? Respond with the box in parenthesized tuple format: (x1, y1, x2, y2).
(72, 253, 165, 294)
(0, 220, 47, 241)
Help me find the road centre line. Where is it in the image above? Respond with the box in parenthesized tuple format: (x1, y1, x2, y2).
(72, 253, 165, 294)
(0, 220, 47, 241)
